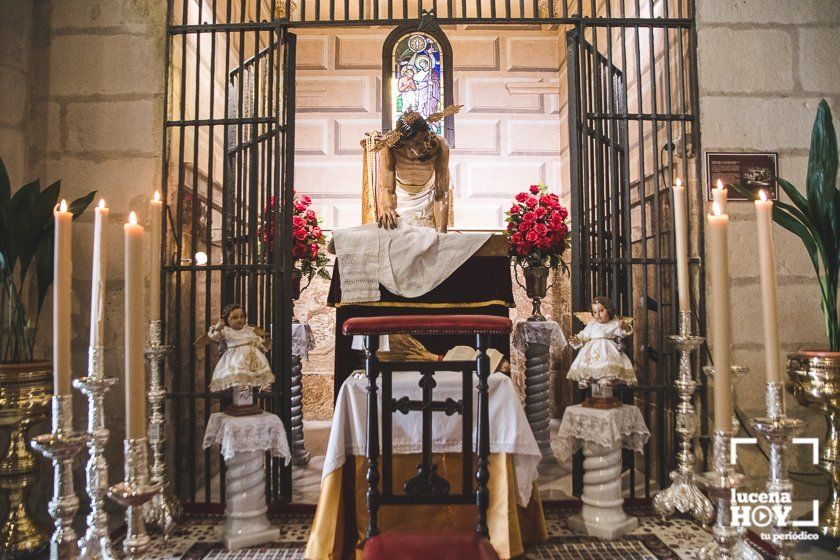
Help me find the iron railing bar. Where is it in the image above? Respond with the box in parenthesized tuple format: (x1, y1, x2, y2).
(282, 16, 694, 27)
(166, 116, 282, 127)
(585, 113, 694, 121)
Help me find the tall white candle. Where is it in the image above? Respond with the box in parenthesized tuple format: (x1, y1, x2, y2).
(672, 178, 690, 313)
(712, 179, 728, 215)
(89, 199, 109, 348)
(755, 190, 782, 383)
(149, 191, 162, 322)
(124, 211, 146, 440)
(53, 200, 73, 396)
(707, 202, 733, 432)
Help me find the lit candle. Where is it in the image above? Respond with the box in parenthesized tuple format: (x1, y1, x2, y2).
(124, 211, 146, 440)
(712, 179, 728, 215)
(755, 190, 782, 383)
(53, 200, 73, 396)
(707, 202, 732, 432)
(89, 199, 109, 349)
(672, 178, 690, 313)
(149, 191, 163, 322)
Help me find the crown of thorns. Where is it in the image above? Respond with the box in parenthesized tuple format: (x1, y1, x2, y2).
(371, 105, 462, 152)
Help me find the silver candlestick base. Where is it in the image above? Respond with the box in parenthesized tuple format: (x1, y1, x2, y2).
(30, 394, 88, 560)
(752, 381, 804, 560)
(143, 319, 182, 535)
(698, 430, 762, 560)
(653, 311, 715, 526)
(73, 345, 119, 560)
(108, 439, 161, 558)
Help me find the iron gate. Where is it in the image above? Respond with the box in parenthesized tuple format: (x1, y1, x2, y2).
(162, 0, 296, 510)
(567, 4, 704, 498)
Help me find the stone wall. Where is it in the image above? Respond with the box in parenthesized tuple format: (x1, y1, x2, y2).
(696, 1, 840, 423)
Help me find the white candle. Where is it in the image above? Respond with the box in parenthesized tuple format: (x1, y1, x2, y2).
(89, 199, 109, 349)
(53, 200, 73, 396)
(672, 178, 690, 313)
(124, 211, 146, 439)
(712, 179, 728, 215)
(149, 191, 163, 322)
(707, 202, 733, 432)
(755, 190, 782, 383)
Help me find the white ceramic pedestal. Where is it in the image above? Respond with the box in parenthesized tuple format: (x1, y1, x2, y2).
(567, 439, 638, 540)
(223, 450, 279, 550)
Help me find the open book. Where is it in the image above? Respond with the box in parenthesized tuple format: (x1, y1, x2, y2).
(443, 345, 505, 373)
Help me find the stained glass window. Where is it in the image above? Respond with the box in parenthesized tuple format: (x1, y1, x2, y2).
(391, 32, 445, 135)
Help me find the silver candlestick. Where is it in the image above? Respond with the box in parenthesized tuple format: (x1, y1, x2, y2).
(30, 394, 88, 560)
(73, 345, 119, 560)
(108, 439, 161, 558)
(752, 381, 804, 560)
(143, 319, 181, 535)
(699, 430, 762, 560)
(703, 364, 749, 434)
(653, 310, 715, 526)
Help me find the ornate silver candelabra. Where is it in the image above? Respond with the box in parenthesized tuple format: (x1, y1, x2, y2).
(73, 346, 119, 560)
(752, 381, 804, 560)
(30, 394, 88, 560)
(108, 439, 161, 558)
(653, 310, 715, 525)
(699, 430, 762, 560)
(143, 319, 181, 535)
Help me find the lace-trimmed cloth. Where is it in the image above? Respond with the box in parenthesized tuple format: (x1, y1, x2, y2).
(203, 412, 291, 464)
(553, 404, 650, 463)
(291, 322, 316, 361)
(323, 370, 541, 507)
(512, 320, 568, 354)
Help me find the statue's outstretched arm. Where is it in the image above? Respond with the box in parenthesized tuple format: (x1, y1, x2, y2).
(378, 147, 399, 229)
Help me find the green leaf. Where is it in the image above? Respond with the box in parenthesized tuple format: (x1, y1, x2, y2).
(5, 180, 42, 276)
(772, 205, 820, 277)
(68, 190, 96, 220)
(34, 235, 54, 315)
(806, 100, 839, 241)
(776, 177, 811, 220)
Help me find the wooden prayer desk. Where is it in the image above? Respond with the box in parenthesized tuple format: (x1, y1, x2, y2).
(327, 234, 513, 400)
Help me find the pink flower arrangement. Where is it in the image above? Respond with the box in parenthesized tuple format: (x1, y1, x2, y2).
(505, 184, 569, 270)
(259, 192, 330, 282)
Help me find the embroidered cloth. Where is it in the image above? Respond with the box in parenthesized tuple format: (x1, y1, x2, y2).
(553, 404, 650, 463)
(203, 412, 291, 464)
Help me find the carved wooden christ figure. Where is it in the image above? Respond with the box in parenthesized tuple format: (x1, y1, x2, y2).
(371, 106, 461, 233)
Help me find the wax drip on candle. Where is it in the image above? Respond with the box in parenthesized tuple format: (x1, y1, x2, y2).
(712, 202, 722, 216)
(759, 189, 767, 202)
(59, 199, 68, 212)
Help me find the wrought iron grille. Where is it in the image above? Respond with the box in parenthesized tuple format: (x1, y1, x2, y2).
(163, 0, 702, 507)
(567, 1, 704, 498)
(163, 0, 296, 510)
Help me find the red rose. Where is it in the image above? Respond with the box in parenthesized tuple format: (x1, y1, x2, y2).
(509, 205, 521, 214)
(294, 201, 306, 212)
(534, 206, 547, 219)
(548, 214, 563, 230)
(305, 209, 317, 221)
(515, 192, 528, 203)
(557, 223, 569, 236)
(525, 196, 538, 208)
(510, 232, 523, 244)
(293, 228, 307, 241)
(292, 243, 307, 258)
(519, 220, 532, 233)
(529, 185, 540, 194)
(558, 207, 568, 220)
(301, 195, 312, 205)
(309, 243, 319, 258)
(311, 226, 322, 239)
(521, 211, 536, 222)
(516, 243, 529, 255)
(537, 237, 551, 250)
(293, 216, 305, 228)
(534, 223, 548, 236)
(525, 231, 538, 244)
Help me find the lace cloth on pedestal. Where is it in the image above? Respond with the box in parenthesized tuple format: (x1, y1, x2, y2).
(203, 411, 291, 464)
(553, 404, 650, 463)
(512, 320, 568, 354)
(291, 322, 316, 361)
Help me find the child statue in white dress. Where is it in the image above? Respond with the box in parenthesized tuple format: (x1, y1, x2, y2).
(568, 296, 635, 407)
(208, 304, 274, 414)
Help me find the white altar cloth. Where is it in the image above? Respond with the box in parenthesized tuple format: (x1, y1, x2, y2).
(553, 404, 650, 463)
(203, 412, 291, 463)
(324, 370, 541, 507)
(332, 220, 490, 303)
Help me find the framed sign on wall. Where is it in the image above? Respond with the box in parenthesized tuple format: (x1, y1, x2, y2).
(705, 151, 778, 201)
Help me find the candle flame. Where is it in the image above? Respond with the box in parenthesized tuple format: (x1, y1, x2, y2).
(194, 251, 208, 266)
(129, 211, 137, 225)
(759, 189, 767, 202)
(98, 198, 105, 209)
(712, 202, 722, 216)
(59, 199, 68, 212)
(675, 177, 683, 188)
(154, 190, 161, 202)
(716, 179, 724, 191)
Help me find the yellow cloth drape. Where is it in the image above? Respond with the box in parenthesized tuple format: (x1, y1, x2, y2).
(305, 453, 547, 560)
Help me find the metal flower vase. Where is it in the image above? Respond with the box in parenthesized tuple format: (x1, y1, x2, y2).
(516, 265, 551, 321)
(787, 350, 840, 538)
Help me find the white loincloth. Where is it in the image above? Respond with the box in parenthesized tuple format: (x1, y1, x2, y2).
(395, 172, 436, 228)
(332, 219, 490, 304)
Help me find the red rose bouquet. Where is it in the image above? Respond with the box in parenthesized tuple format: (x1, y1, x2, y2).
(259, 192, 330, 282)
(505, 184, 570, 271)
